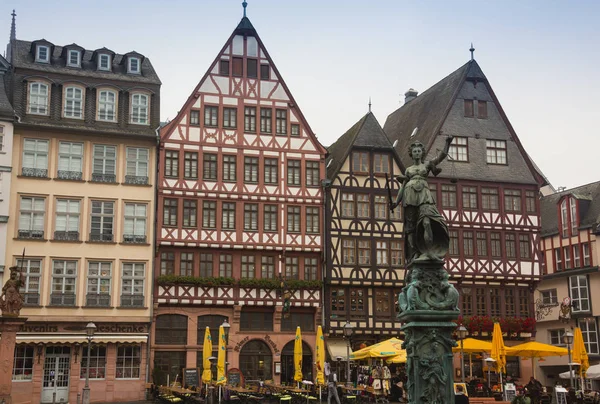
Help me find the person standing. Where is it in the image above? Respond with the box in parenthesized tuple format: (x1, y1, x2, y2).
(455, 385, 469, 404)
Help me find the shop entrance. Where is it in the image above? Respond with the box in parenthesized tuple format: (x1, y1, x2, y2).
(239, 340, 272, 382)
(281, 340, 313, 384)
(41, 346, 71, 403)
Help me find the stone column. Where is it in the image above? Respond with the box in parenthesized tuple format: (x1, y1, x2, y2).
(397, 261, 459, 404)
(0, 316, 28, 404)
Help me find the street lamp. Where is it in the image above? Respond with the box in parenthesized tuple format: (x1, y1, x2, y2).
(457, 325, 468, 383)
(343, 322, 354, 386)
(82, 322, 97, 404)
(484, 357, 496, 389)
(222, 319, 231, 375)
(563, 330, 575, 389)
(336, 356, 342, 384)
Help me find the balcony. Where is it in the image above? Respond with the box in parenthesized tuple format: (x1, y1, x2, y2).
(89, 233, 114, 242)
(21, 167, 48, 178)
(54, 231, 79, 241)
(121, 295, 145, 308)
(50, 293, 76, 306)
(91, 173, 116, 183)
(18, 230, 44, 240)
(23, 293, 40, 306)
(86, 294, 111, 307)
(56, 170, 83, 181)
(124, 175, 149, 185)
(123, 234, 146, 244)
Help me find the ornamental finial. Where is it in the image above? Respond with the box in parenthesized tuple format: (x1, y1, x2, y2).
(242, 1, 248, 18)
(469, 43, 475, 61)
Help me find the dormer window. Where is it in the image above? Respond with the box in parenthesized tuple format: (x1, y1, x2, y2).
(130, 93, 149, 125)
(67, 50, 81, 67)
(560, 197, 579, 238)
(128, 57, 140, 74)
(36, 45, 50, 63)
(98, 54, 111, 71)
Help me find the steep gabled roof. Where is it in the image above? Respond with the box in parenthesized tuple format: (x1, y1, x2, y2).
(383, 59, 546, 186)
(541, 181, 600, 236)
(327, 112, 403, 179)
(0, 54, 14, 121)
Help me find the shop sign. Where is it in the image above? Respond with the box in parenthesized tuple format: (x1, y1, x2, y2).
(20, 322, 149, 334)
(264, 335, 280, 354)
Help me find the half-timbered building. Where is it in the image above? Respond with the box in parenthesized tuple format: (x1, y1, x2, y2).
(154, 11, 327, 385)
(384, 56, 546, 380)
(535, 181, 600, 386)
(324, 112, 404, 369)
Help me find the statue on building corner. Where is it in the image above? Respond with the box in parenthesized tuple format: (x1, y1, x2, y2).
(0, 266, 24, 317)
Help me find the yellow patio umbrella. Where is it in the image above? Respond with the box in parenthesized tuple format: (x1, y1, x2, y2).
(294, 326, 303, 383)
(202, 326, 213, 384)
(452, 338, 493, 353)
(505, 341, 568, 378)
(216, 325, 227, 385)
(491, 323, 506, 391)
(386, 351, 407, 364)
(315, 326, 325, 386)
(350, 337, 404, 360)
(573, 327, 589, 386)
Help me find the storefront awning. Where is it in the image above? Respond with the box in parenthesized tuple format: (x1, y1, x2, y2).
(16, 333, 148, 344)
(327, 339, 349, 360)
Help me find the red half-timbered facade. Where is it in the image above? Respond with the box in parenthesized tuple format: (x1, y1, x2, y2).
(384, 58, 546, 379)
(153, 15, 327, 385)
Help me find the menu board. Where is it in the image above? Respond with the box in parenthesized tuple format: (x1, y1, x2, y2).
(227, 368, 243, 387)
(184, 368, 199, 388)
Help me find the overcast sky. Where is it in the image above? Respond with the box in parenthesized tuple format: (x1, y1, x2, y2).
(2, 0, 598, 190)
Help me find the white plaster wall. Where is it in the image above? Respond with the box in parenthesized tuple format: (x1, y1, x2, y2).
(0, 120, 14, 283)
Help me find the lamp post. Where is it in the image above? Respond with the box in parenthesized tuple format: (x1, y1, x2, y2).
(457, 325, 468, 383)
(484, 357, 496, 390)
(336, 356, 342, 384)
(343, 322, 354, 386)
(222, 319, 230, 375)
(82, 322, 96, 404)
(563, 330, 575, 389)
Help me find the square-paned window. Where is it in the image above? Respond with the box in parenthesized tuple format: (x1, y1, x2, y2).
(244, 156, 258, 183)
(51, 260, 77, 306)
(121, 262, 145, 307)
(92, 145, 116, 182)
(81, 345, 106, 379)
(183, 200, 197, 228)
(244, 203, 258, 231)
(57, 141, 84, 178)
(98, 90, 117, 121)
(13, 346, 34, 381)
(128, 57, 140, 74)
(64, 86, 83, 118)
(126, 147, 149, 184)
(204, 106, 218, 127)
(86, 261, 111, 307)
(376, 241, 388, 265)
(374, 195, 387, 219)
(55, 199, 80, 240)
(223, 107, 237, 128)
(391, 241, 403, 267)
(202, 201, 216, 228)
(36, 45, 49, 63)
(98, 54, 111, 71)
(124, 203, 147, 243)
(28, 82, 49, 115)
(203, 153, 217, 180)
(287, 205, 301, 233)
(116, 345, 141, 379)
(486, 140, 507, 165)
(222, 202, 236, 230)
(342, 193, 355, 217)
(260, 108, 272, 133)
(287, 160, 301, 186)
(17, 259, 42, 305)
(163, 199, 178, 227)
(264, 204, 278, 232)
(357, 194, 369, 218)
(223, 155, 236, 182)
(244, 106, 256, 132)
(19, 196, 45, 239)
(184, 152, 198, 179)
(90, 200, 114, 242)
(276, 109, 287, 135)
(570, 275, 590, 312)
(449, 137, 468, 162)
(22, 138, 49, 177)
(130, 93, 149, 125)
(343, 239, 355, 265)
(264, 158, 278, 184)
(358, 240, 370, 265)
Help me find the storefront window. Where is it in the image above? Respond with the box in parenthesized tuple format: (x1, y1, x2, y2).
(80, 345, 107, 379)
(153, 351, 186, 386)
(116, 345, 141, 379)
(197, 315, 228, 345)
(281, 340, 312, 384)
(155, 314, 188, 345)
(240, 308, 273, 331)
(281, 311, 315, 331)
(239, 340, 272, 381)
(13, 345, 34, 380)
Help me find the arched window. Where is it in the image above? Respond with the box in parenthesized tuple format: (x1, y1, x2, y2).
(131, 93, 149, 124)
(28, 82, 49, 115)
(98, 89, 117, 122)
(239, 340, 272, 381)
(64, 86, 84, 119)
(280, 340, 312, 384)
(155, 314, 188, 345)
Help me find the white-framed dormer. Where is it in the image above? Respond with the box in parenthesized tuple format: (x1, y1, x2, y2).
(35, 45, 50, 63)
(128, 57, 140, 74)
(96, 87, 119, 123)
(130, 91, 150, 125)
(62, 83, 85, 120)
(98, 54, 111, 71)
(27, 80, 51, 116)
(67, 49, 81, 68)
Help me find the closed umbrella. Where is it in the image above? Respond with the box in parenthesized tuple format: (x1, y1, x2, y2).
(505, 341, 568, 378)
(315, 326, 325, 386)
(202, 326, 213, 384)
(491, 323, 506, 392)
(217, 325, 227, 385)
(573, 327, 589, 389)
(294, 326, 303, 384)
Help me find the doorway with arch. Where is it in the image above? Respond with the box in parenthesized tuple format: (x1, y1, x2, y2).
(280, 340, 313, 384)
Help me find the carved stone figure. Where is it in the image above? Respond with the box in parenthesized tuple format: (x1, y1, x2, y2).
(0, 266, 24, 316)
(391, 136, 453, 262)
(398, 267, 459, 312)
(419, 342, 446, 403)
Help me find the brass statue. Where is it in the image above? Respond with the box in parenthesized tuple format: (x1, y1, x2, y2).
(0, 266, 24, 316)
(391, 136, 453, 262)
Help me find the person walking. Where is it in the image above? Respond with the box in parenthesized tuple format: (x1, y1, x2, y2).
(328, 372, 341, 404)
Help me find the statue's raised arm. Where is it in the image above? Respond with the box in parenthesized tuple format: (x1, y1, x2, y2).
(428, 135, 454, 169)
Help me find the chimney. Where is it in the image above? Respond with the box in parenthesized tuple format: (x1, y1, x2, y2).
(404, 88, 418, 104)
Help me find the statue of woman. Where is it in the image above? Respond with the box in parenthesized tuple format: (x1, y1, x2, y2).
(391, 136, 453, 262)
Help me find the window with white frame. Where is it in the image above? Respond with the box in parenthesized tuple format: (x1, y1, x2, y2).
(13, 346, 34, 380)
(98, 54, 111, 71)
(80, 345, 106, 379)
(554, 248, 563, 271)
(128, 57, 140, 74)
(376, 241, 389, 265)
(55, 199, 80, 240)
(485, 139, 507, 164)
(549, 329, 565, 346)
(22, 138, 49, 177)
(98, 90, 117, 121)
(116, 345, 141, 379)
(449, 136, 468, 162)
(28, 82, 49, 115)
(540, 289, 557, 305)
(130, 93, 149, 124)
(561, 199, 568, 238)
(64, 86, 83, 118)
(57, 141, 83, 180)
(125, 147, 149, 184)
(580, 318, 599, 355)
(570, 198, 578, 236)
(92, 144, 116, 182)
(90, 200, 114, 242)
(16, 259, 42, 305)
(36, 45, 49, 63)
(0, 125, 4, 151)
(67, 49, 81, 67)
(86, 261, 111, 307)
(18, 196, 45, 239)
(123, 203, 147, 243)
(570, 275, 590, 312)
(50, 260, 77, 306)
(574, 245, 581, 268)
(583, 243, 591, 266)
(121, 262, 145, 307)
